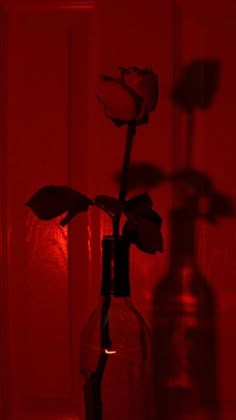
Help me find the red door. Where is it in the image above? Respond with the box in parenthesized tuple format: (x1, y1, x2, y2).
(2, 1, 95, 419)
(0, 0, 236, 419)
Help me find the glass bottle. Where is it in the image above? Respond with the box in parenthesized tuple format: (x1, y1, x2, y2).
(80, 235, 151, 420)
(152, 203, 220, 420)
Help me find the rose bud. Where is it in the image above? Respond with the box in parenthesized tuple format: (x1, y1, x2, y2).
(97, 67, 158, 127)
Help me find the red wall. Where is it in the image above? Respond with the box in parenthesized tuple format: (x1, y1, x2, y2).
(0, 0, 236, 419)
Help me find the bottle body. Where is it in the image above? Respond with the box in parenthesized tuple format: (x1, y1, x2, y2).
(80, 297, 150, 420)
(151, 201, 220, 420)
(80, 236, 151, 420)
(152, 262, 219, 420)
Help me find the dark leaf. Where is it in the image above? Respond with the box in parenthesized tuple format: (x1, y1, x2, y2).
(122, 219, 139, 244)
(124, 193, 153, 215)
(123, 193, 163, 254)
(136, 217, 163, 253)
(26, 185, 93, 225)
(123, 214, 163, 254)
(94, 195, 124, 215)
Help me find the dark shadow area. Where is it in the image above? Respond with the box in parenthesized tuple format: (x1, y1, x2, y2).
(114, 161, 166, 193)
(113, 59, 233, 419)
(171, 59, 221, 113)
(152, 169, 234, 420)
(151, 59, 226, 420)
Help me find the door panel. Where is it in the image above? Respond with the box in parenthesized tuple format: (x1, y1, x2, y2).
(1, 0, 236, 419)
(96, 0, 236, 419)
(179, 2, 236, 414)
(3, 2, 94, 419)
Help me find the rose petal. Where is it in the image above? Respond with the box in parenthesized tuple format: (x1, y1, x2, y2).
(123, 68, 158, 112)
(135, 102, 149, 123)
(97, 77, 143, 123)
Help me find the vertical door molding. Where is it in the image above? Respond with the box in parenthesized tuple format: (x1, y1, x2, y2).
(0, 1, 96, 419)
(0, 6, 11, 420)
(177, 0, 236, 416)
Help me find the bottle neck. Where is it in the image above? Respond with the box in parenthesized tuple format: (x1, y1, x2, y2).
(100, 296, 132, 308)
(101, 235, 131, 297)
(169, 208, 197, 272)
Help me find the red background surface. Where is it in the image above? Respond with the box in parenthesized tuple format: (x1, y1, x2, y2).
(0, 0, 235, 419)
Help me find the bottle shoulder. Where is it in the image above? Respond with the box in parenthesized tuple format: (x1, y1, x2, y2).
(81, 298, 149, 333)
(152, 268, 216, 317)
(80, 297, 150, 357)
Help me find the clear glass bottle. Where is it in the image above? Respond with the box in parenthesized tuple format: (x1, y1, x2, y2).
(80, 235, 151, 420)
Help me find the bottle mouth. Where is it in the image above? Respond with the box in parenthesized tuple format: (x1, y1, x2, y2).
(102, 235, 131, 249)
(102, 235, 131, 250)
(102, 235, 129, 242)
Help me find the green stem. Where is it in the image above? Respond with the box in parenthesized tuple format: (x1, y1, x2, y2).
(113, 122, 137, 236)
(94, 203, 113, 219)
(84, 122, 137, 420)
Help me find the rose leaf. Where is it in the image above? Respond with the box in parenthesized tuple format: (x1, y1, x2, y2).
(26, 185, 93, 225)
(123, 195, 163, 254)
(123, 214, 163, 254)
(124, 193, 153, 216)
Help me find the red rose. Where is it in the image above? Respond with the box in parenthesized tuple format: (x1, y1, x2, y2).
(97, 67, 158, 126)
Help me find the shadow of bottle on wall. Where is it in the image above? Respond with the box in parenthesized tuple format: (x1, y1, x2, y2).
(151, 58, 226, 420)
(113, 59, 232, 420)
(151, 169, 234, 420)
